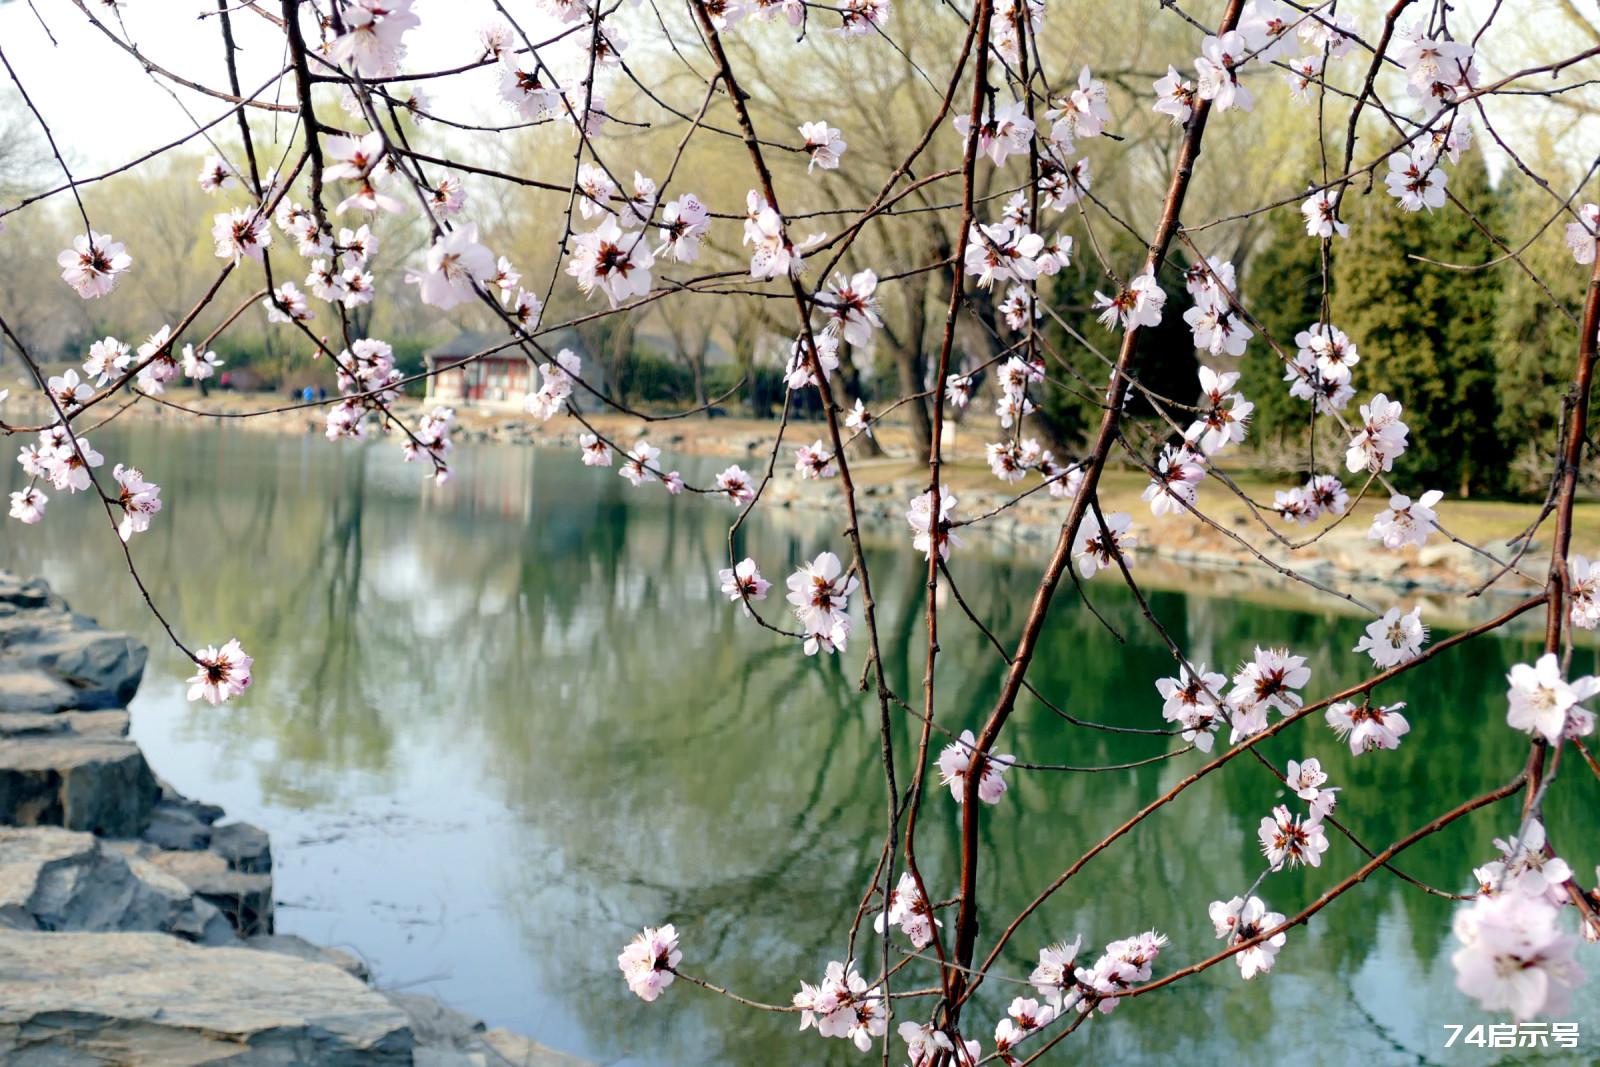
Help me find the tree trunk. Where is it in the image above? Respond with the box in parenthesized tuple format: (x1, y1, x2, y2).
(689, 349, 709, 417)
(895, 321, 933, 463)
(839, 359, 885, 457)
(889, 266, 935, 463)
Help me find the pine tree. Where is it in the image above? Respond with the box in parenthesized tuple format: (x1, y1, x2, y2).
(1330, 148, 1504, 496)
(1240, 203, 1325, 446)
(1036, 226, 1194, 448)
(1493, 179, 1589, 494)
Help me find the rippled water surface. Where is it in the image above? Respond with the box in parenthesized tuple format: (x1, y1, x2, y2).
(3, 423, 1596, 1065)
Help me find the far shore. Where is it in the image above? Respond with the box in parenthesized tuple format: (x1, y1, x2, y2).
(12, 387, 1593, 634)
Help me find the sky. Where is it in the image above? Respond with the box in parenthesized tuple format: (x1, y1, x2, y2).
(1, 1, 1592, 190)
(0, 0, 508, 171)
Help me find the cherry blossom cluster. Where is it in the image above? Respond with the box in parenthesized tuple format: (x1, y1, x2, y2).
(786, 551, 857, 655)
(937, 728, 1013, 804)
(873, 872, 940, 949)
(616, 924, 682, 1003)
(1454, 821, 1587, 1020)
(1023, 929, 1170, 1017)
(983, 436, 1081, 501)
(1505, 654, 1598, 746)
(793, 960, 886, 1052)
(1154, 645, 1312, 753)
(325, 339, 405, 442)
(906, 486, 961, 563)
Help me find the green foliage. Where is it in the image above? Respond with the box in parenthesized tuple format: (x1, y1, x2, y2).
(1240, 204, 1324, 445)
(1331, 150, 1504, 496)
(617, 352, 695, 403)
(1037, 228, 1196, 449)
(388, 337, 430, 379)
(706, 363, 786, 415)
(1492, 179, 1590, 493)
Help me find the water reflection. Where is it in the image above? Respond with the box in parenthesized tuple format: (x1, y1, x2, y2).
(2, 424, 1595, 1066)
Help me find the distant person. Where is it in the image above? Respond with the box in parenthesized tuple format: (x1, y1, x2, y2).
(302, 385, 315, 403)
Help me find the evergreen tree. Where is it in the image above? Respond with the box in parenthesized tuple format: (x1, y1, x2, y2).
(1036, 226, 1195, 449)
(1330, 148, 1504, 496)
(1240, 203, 1325, 446)
(1493, 179, 1590, 494)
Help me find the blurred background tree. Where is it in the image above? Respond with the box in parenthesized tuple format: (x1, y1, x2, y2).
(0, 0, 1595, 498)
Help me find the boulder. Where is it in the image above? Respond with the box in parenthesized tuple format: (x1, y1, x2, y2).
(389, 992, 486, 1050)
(0, 827, 232, 944)
(156, 779, 225, 825)
(0, 670, 75, 716)
(209, 821, 272, 873)
(388, 992, 592, 1067)
(0, 573, 147, 713)
(63, 709, 133, 738)
(132, 847, 274, 937)
(141, 804, 214, 852)
(479, 1029, 593, 1067)
(141, 784, 233, 852)
(245, 933, 370, 982)
(0, 734, 159, 837)
(0, 928, 414, 1065)
(0, 713, 68, 738)
(0, 710, 131, 740)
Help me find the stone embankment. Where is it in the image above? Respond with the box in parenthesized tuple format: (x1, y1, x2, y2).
(0, 572, 586, 1066)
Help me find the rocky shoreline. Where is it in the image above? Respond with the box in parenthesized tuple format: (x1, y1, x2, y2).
(0, 572, 585, 1066)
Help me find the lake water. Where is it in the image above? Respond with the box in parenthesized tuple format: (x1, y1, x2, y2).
(2, 422, 1596, 1066)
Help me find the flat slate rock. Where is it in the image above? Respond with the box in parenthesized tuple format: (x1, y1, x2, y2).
(126, 846, 274, 938)
(477, 1030, 593, 1067)
(209, 821, 272, 873)
(0, 710, 131, 739)
(0, 928, 414, 1065)
(0, 827, 231, 944)
(387, 993, 592, 1067)
(0, 573, 147, 713)
(244, 934, 370, 982)
(0, 734, 160, 837)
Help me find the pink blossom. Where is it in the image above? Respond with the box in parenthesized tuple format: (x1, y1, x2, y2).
(186, 639, 253, 705)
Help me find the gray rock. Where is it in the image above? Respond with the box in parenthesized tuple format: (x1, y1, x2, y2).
(0, 712, 68, 737)
(0, 710, 133, 740)
(0, 734, 160, 837)
(209, 820, 272, 873)
(0, 928, 414, 1065)
(246, 933, 370, 982)
(136, 847, 274, 937)
(142, 807, 214, 851)
(0, 827, 231, 944)
(387, 992, 591, 1067)
(0, 575, 52, 611)
(0, 670, 75, 715)
(157, 780, 226, 825)
(0, 573, 147, 713)
(63, 709, 132, 738)
(389, 991, 487, 1048)
(480, 1029, 594, 1067)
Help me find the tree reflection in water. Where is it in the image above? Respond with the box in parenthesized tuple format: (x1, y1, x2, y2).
(2, 424, 1594, 1066)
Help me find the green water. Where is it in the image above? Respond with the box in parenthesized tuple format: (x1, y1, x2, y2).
(2, 422, 1595, 1065)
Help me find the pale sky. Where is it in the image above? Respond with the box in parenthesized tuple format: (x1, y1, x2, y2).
(0, 0, 509, 172)
(1, 0, 1590, 187)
